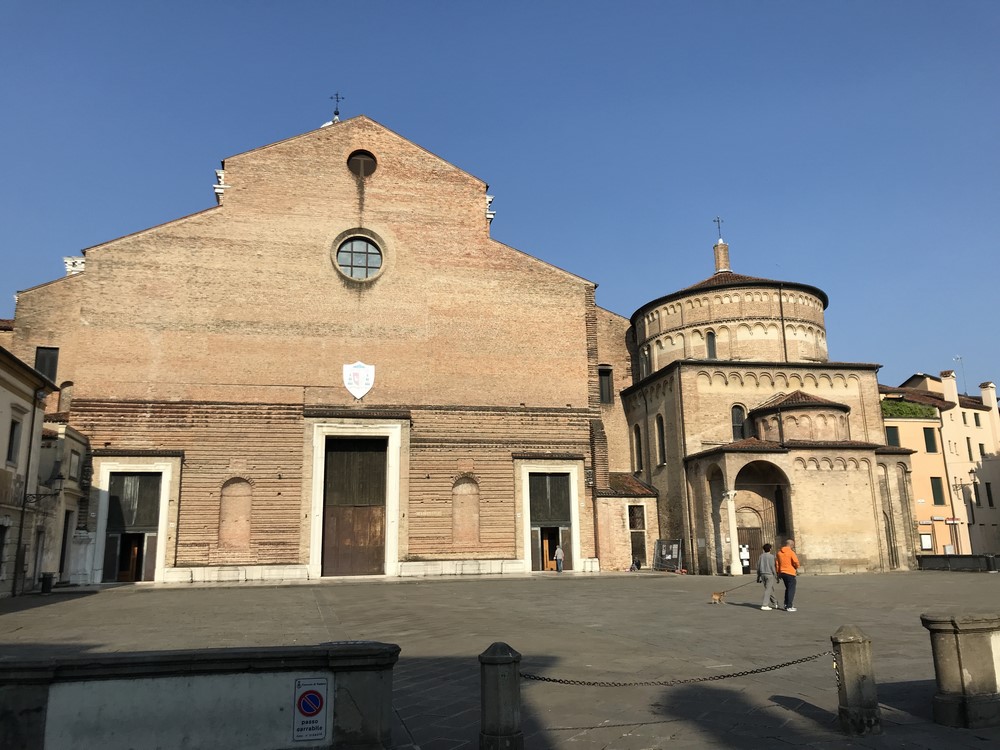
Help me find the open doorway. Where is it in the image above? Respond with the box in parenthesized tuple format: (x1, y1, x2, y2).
(117, 533, 145, 582)
(102, 472, 162, 583)
(528, 473, 573, 572)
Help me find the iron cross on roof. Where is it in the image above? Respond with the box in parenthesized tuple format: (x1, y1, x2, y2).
(713, 216, 724, 239)
(330, 92, 345, 120)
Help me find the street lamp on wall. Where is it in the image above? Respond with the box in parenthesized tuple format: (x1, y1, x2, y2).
(952, 468, 980, 527)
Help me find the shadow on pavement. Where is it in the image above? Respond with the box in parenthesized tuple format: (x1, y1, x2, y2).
(877, 678, 936, 722)
(392, 654, 559, 750)
(0, 641, 108, 662)
(0, 590, 99, 616)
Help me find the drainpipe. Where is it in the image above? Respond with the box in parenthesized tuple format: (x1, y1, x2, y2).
(12, 389, 45, 597)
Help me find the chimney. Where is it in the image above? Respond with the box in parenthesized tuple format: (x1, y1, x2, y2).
(713, 239, 731, 274)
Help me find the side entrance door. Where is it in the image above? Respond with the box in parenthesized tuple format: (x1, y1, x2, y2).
(322, 437, 387, 576)
(529, 473, 572, 572)
(102, 472, 161, 583)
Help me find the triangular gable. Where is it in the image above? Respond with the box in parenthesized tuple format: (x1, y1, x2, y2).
(222, 115, 488, 189)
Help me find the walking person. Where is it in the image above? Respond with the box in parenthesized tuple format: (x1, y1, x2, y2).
(554, 544, 565, 573)
(756, 543, 779, 611)
(776, 538, 801, 611)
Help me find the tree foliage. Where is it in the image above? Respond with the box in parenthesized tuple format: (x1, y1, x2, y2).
(881, 400, 937, 419)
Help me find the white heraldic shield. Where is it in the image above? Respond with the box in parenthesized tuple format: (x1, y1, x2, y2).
(343, 361, 375, 399)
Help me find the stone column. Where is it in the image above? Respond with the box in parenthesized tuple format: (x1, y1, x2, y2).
(479, 642, 523, 749)
(831, 625, 881, 735)
(921, 612, 1000, 728)
(724, 490, 742, 574)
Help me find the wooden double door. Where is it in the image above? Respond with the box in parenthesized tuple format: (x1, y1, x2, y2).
(322, 437, 387, 576)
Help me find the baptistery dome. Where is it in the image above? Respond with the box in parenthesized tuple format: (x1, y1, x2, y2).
(631, 239, 829, 377)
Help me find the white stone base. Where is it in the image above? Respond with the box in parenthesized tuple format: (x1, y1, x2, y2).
(159, 556, 603, 583)
(161, 565, 312, 584)
(398, 558, 601, 576)
(398, 559, 528, 577)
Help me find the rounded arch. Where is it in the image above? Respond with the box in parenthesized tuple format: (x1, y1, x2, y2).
(736, 506, 763, 528)
(219, 477, 253, 549)
(452, 475, 481, 546)
(57, 380, 75, 412)
(733, 461, 791, 547)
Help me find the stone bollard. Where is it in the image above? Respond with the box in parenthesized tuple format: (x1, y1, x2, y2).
(921, 612, 1000, 728)
(479, 642, 523, 750)
(831, 625, 881, 735)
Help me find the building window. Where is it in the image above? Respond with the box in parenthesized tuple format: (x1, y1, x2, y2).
(34, 347, 59, 382)
(598, 366, 614, 404)
(731, 405, 748, 441)
(5, 418, 22, 465)
(930, 476, 945, 505)
(68, 450, 81, 481)
(655, 414, 666, 465)
(967, 437, 974, 461)
(885, 426, 900, 447)
(633, 425, 643, 472)
(628, 505, 645, 531)
(987, 482, 994, 508)
(975, 413, 981, 427)
(335, 237, 383, 280)
(923, 427, 938, 453)
(347, 150, 377, 177)
(974, 482, 982, 506)
(705, 331, 717, 360)
(980, 443, 986, 458)
(962, 412, 967, 425)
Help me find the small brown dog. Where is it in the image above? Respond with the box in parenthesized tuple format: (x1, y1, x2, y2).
(710, 591, 726, 604)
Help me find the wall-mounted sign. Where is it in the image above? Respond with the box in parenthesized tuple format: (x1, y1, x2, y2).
(343, 362, 375, 399)
(293, 677, 329, 742)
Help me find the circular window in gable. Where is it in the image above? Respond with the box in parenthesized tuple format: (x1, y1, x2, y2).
(335, 236, 383, 280)
(347, 150, 377, 177)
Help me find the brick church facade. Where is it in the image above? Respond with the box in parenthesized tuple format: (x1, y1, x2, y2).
(3, 116, 912, 583)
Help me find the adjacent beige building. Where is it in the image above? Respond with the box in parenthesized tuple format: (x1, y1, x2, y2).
(0, 346, 58, 596)
(884, 372, 1000, 554)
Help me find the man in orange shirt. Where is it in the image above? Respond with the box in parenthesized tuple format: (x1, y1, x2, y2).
(775, 538, 800, 612)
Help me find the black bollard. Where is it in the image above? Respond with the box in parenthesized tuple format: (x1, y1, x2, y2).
(479, 642, 523, 750)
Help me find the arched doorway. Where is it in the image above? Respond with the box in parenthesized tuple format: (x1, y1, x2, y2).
(733, 461, 791, 550)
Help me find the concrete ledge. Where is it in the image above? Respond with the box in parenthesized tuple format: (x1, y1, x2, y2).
(918, 555, 997, 572)
(0, 642, 400, 750)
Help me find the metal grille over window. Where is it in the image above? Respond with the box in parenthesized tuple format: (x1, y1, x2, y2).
(336, 238, 383, 280)
(347, 150, 377, 177)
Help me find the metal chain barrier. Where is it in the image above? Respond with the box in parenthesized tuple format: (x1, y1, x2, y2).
(520, 650, 835, 688)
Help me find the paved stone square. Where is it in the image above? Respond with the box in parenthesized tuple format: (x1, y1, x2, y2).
(2, 570, 999, 748)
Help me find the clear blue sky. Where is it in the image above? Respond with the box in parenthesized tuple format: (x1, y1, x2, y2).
(1, 2, 997, 391)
